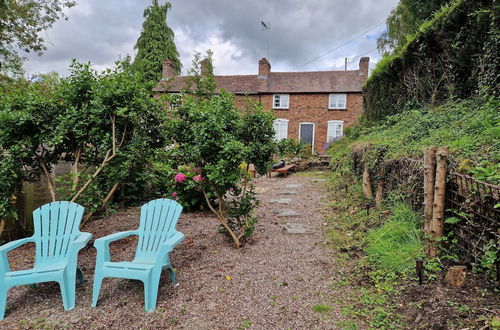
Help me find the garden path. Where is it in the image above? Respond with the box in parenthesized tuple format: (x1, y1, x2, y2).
(4, 171, 352, 329)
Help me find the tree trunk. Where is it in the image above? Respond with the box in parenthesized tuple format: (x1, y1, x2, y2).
(39, 157, 56, 202)
(202, 190, 241, 248)
(81, 182, 120, 227)
(423, 147, 436, 257)
(71, 147, 82, 192)
(362, 164, 373, 199)
(429, 146, 448, 258)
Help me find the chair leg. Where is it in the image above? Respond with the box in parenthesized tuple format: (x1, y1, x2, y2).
(167, 267, 176, 282)
(59, 279, 75, 311)
(91, 275, 104, 308)
(144, 271, 161, 312)
(0, 285, 9, 320)
(76, 266, 84, 285)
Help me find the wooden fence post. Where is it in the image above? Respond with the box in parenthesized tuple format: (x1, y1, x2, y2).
(362, 164, 373, 199)
(423, 147, 436, 257)
(428, 146, 448, 258)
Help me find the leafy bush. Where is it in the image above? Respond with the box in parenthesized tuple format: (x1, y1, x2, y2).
(276, 138, 304, 158)
(365, 202, 423, 273)
(164, 90, 276, 248)
(0, 59, 167, 230)
(164, 164, 207, 210)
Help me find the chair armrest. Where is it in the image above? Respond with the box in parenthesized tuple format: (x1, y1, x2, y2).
(93, 230, 137, 265)
(0, 237, 34, 273)
(0, 237, 34, 254)
(159, 231, 185, 255)
(70, 232, 93, 251)
(93, 230, 138, 249)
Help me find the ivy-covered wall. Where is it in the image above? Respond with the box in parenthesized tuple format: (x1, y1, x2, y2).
(364, 0, 498, 122)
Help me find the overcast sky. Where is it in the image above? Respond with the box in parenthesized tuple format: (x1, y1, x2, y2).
(24, 0, 399, 77)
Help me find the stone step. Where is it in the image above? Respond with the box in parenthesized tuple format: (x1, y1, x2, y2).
(269, 198, 292, 205)
(275, 209, 300, 217)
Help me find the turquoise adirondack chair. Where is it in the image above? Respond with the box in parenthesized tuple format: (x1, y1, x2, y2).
(92, 198, 184, 312)
(0, 201, 92, 320)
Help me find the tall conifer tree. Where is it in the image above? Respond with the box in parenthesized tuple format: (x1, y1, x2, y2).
(133, 0, 181, 83)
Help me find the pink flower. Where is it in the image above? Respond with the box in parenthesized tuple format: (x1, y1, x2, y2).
(193, 175, 203, 183)
(171, 192, 177, 198)
(175, 173, 187, 183)
(229, 188, 234, 193)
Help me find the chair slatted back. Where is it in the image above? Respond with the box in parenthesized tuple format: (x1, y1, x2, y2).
(135, 199, 183, 260)
(33, 201, 84, 262)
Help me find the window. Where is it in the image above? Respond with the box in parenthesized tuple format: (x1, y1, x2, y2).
(273, 94, 289, 109)
(273, 119, 289, 140)
(327, 120, 344, 142)
(168, 93, 182, 111)
(328, 93, 347, 109)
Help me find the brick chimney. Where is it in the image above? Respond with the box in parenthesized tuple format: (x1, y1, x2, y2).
(359, 57, 370, 77)
(162, 59, 176, 79)
(258, 58, 271, 78)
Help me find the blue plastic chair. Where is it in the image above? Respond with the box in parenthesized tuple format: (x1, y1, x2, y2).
(0, 201, 92, 320)
(92, 198, 184, 312)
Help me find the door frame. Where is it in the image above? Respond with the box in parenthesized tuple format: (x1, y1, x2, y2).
(298, 122, 316, 153)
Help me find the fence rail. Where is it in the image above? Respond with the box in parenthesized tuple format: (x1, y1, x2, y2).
(445, 173, 499, 277)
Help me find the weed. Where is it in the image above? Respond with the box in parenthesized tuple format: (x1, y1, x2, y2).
(238, 318, 251, 329)
(312, 304, 332, 313)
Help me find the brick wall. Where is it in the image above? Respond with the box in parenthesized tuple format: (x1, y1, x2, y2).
(235, 92, 363, 153)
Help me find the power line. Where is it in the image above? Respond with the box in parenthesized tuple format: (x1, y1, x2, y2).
(348, 48, 378, 61)
(293, 22, 384, 71)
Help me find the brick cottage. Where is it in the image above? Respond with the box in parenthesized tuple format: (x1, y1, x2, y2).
(153, 57, 369, 153)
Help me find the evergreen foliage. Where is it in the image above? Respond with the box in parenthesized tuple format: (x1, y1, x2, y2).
(132, 0, 181, 83)
(365, 0, 498, 122)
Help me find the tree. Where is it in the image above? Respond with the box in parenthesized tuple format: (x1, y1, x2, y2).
(165, 92, 276, 248)
(377, 0, 451, 54)
(0, 0, 75, 76)
(133, 0, 181, 83)
(0, 60, 167, 229)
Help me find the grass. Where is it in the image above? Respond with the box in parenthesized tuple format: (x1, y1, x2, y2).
(365, 202, 423, 273)
(324, 172, 418, 328)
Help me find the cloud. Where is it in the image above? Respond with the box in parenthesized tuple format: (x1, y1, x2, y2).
(23, 0, 398, 76)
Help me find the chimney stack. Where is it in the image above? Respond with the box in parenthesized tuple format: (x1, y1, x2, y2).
(162, 59, 176, 79)
(258, 58, 271, 78)
(359, 57, 370, 77)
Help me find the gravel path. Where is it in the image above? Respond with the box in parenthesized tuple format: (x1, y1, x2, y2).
(3, 171, 349, 329)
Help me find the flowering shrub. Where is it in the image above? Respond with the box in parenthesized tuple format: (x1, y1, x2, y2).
(164, 90, 277, 248)
(174, 172, 187, 183)
(165, 165, 207, 210)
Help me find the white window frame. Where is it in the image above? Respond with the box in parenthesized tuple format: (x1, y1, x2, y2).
(168, 92, 182, 111)
(273, 94, 289, 109)
(327, 120, 344, 143)
(328, 93, 347, 110)
(298, 122, 316, 153)
(273, 119, 289, 141)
